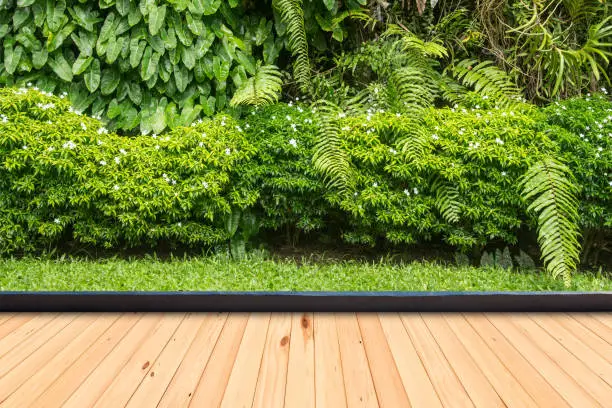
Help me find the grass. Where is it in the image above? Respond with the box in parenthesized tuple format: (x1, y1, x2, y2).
(0, 253, 610, 292)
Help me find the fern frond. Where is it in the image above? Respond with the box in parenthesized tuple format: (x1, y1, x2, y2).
(390, 66, 437, 113)
(396, 119, 429, 161)
(432, 179, 461, 223)
(230, 65, 283, 107)
(450, 59, 522, 108)
(383, 24, 448, 59)
(312, 100, 354, 193)
(519, 157, 581, 286)
(272, 0, 310, 91)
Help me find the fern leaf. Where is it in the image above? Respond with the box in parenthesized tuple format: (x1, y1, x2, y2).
(312, 101, 353, 193)
(230, 65, 283, 107)
(397, 119, 430, 161)
(451, 59, 522, 108)
(433, 179, 461, 223)
(519, 157, 581, 285)
(272, 0, 310, 90)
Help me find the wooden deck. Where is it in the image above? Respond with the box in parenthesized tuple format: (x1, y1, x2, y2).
(0, 313, 611, 407)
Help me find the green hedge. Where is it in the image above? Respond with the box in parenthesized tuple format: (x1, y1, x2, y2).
(1, 86, 610, 263)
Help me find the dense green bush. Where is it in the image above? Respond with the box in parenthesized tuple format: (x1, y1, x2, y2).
(0, 86, 255, 252)
(1, 87, 610, 271)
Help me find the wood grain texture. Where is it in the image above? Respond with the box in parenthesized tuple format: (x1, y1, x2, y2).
(284, 313, 315, 408)
(0, 312, 609, 408)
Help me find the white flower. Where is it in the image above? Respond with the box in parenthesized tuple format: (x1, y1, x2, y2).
(586, 126, 590, 130)
(80, 123, 87, 131)
(403, 189, 410, 196)
(199, 142, 204, 147)
(1, 115, 7, 123)
(295, 96, 300, 101)
(354, 192, 358, 197)
(341, 126, 350, 131)
(245, 123, 250, 129)
(501, 171, 507, 176)
(291, 123, 297, 132)
(597, 147, 603, 152)
(286, 115, 292, 121)
(162, 173, 168, 179)
(47, 146, 54, 151)
(235, 125, 242, 132)
(202, 181, 209, 188)
(609, 181, 612, 186)
(482, 95, 489, 100)
(413, 188, 418, 195)
(54, 218, 60, 224)
(297, 107, 303, 113)
(113, 185, 120, 191)
(62, 141, 76, 149)
(374, 87, 379, 94)
(171, 179, 176, 185)
(289, 138, 297, 147)
(271, 115, 276, 120)
(396, 113, 401, 117)
(114, 157, 120, 164)
(372, 182, 378, 187)
(119, 149, 126, 155)
(389, 148, 397, 154)
(432, 134, 439, 140)
(155, 145, 160, 150)
(225, 148, 231, 155)
(177, 222, 182, 227)
(27, 82, 32, 87)
(97, 127, 108, 135)
(99, 160, 107, 166)
(37, 103, 55, 110)
(288, 101, 293, 107)
(495, 138, 504, 145)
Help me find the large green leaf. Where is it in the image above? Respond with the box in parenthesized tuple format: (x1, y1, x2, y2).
(115, 0, 131, 16)
(68, 5, 102, 31)
(235, 50, 255, 75)
(148, 4, 166, 35)
(105, 36, 124, 63)
(127, 82, 142, 104)
(181, 45, 196, 69)
(185, 12, 203, 35)
(101, 68, 120, 95)
(84, 58, 101, 92)
(202, 0, 221, 15)
(32, 47, 48, 68)
(174, 64, 189, 92)
(202, 95, 216, 115)
(212, 56, 229, 81)
(4, 45, 22, 75)
(46, 0, 66, 32)
(71, 31, 96, 56)
(129, 39, 146, 68)
(17, 0, 36, 6)
(323, 0, 336, 11)
(194, 28, 215, 58)
(72, 54, 93, 74)
(140, 47, 160, 80)
(13, 8, 31, 30)
(46, 22, 76, 51)
(48, 53, 73, 82)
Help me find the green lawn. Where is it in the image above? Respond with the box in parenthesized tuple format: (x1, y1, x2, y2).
(0, 254, 609, 292)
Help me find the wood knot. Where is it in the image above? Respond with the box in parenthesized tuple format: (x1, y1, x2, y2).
(280, 336, 289, 346)
(301, 316, 309, 329)
(142, 361, 150, 370)
(150, 371, 155, 377)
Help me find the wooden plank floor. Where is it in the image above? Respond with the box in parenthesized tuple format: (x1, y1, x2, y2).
(0, 313, 611, 407)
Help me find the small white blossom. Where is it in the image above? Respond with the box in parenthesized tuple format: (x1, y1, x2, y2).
(22, 145, 27, 150)
(155, 145, 160, 150)
(47, 146, 54, 152)
(286, 115, 292, 121)
(62, 141, 76, 150)
(288, 101, 293, 107)
(177, 222, 182, 227)
(372, 182, 378, 187)
(413, 188, 418, 195)
(501, 171, 507, 176)
(597, 147, 603, 152)
(80, 122, 87, 131)
(100, 160, 107, 166)
(225, 148, 231, 155)
(37, 102, 55, 110)
(289, 138, 297, 147)
(199, 142, 204, 147)
(97, 127, 108, 135)
(389, 148, 397, 154)
(291, 123, 297, 132)
(432, 134, 439, 140)
(202, 181, 209, 188)
(54, 218, 60, 224)
(172, 179, 177, 185)
(114, 157, 120, 164)
(113, 185, 120, 191)
(495, 138, 504, 145)
(119, 149, 126, 155)
(403, 189, 410, 196)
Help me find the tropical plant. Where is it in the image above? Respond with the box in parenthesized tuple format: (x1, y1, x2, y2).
(520, 157, 581, 285)
(230, 64, 283, 107)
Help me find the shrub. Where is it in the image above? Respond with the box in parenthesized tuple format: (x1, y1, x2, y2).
(0, 86, 255, 253)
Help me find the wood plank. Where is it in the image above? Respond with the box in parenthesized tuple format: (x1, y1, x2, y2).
(357, 314, 411, 407)
(443, 314, 539, 408)
(424, 314, 507, 408)
(0, 313, 57, 358)
(400, 313, 474, 408)
(572, 314, 612, 345)
(125, 313, 206, 408)
(487, 314, 602, 407)
(0, 314, 119, 406)
(60, 314, 164, 408)
(0, 314, 96, 401)
(530, 314, 612, 386)
(464, 314, 570, 408)
(590, 313, 612, 330)
(509, 314, 612, 403)
(92, 313, 185, 407)
(252, 312, 292, 408)
(0, 314, 15, 327)
(314, 312, 347, 407)
(0, 314, 36, 343)
(378, 314, 442, 408)
(0, 313, 75, 379)
(188, 313, 250, 408)
(336, 313, 378, 408)
(32, 313, 142, 408)
(284, 313, 315, 408)
(156, 313, 228, 408)
(556, 314, 612, 364)
(220, 313, 271, 408)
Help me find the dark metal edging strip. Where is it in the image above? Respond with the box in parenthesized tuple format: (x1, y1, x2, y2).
(0, 291, 611, 312)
